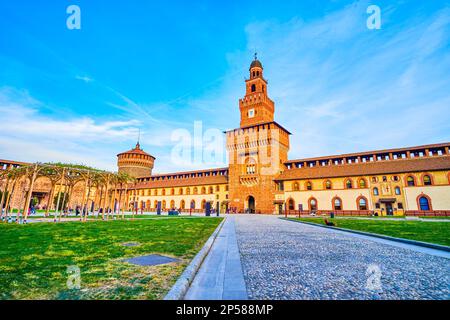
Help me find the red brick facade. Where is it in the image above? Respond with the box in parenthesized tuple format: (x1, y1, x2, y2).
(226, 57, 291, 213)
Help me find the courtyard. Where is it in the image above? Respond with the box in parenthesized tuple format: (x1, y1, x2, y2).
(0, 214, 449, 300)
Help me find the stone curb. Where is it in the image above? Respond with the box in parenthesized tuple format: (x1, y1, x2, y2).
(282, 218, 450, 253)
(164, 217, 226, 300)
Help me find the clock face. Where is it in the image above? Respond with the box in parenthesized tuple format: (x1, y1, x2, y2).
(248, 108, 255, 118)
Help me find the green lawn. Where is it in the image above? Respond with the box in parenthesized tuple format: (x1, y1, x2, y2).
(291, 218, 450, 246)
(0, 217, 222, 300)
(420, 216, 450, 220)
(28, 215, 177, 219)
(7, 214, 188, 220)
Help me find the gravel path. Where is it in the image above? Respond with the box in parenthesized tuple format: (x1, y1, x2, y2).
(234, 215, 450, 300)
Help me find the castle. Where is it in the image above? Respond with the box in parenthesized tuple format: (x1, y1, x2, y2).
(1, 57, 450, 216)
(115, 57, 450, 215)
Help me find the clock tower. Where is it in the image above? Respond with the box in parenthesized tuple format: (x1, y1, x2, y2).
(226, 55, 290, 213)
(239, 54, 275, 127)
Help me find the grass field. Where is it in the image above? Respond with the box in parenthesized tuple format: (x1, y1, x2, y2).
(16, 214, 180, 220)
(0, 217, 222, 300)
(291, 218, 450, 246)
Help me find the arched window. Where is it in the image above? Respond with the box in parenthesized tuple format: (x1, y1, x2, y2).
(180, 200, 185, 209)
(179, 188, 184, 195)
(287, 198, 295, 210)
(171, 188, 175, 195)
(162, 200, 166, 210)
(215, 185, 220, 192)
(423, 175, 432, 186)
(332, 197, 342, 211)
(209, 186, 214, 194)
(395, 187, 401, 195)
(154, 200, 158, 209)
(345, 179, 353, 189)
(201, 199, 206, 210)
(325, 180, 332, 190)
(373, 187, 379, 196)
(190, 200, 196, 209)
(418, 196, 431, 211)
(251, 84, 256, 92)
(306, 181, 312, 191)
(357, 197, 368, 210)
(293, 182, 299, 191)
(186, 188, 191, 195)
(358, 178, 367, 188)
(170, 200, 175, 209)
(201, 187, 206, 194)
(308, 197, 318, 211)
(406, 176, 415, 186)
(162, 189, 166, 196)
(193, 187, 198, 194)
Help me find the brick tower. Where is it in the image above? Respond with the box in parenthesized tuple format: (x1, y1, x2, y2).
(117, 142, 155, 178)
(226, 55, 291, 213)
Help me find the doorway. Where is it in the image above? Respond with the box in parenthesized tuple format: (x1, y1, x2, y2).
(247, 196, 255, 213)
(278, 204, 283, 215)
(385, 203, 394, 215)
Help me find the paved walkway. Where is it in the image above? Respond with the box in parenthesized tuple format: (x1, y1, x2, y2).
(184, 217, 248, 300)
(183, 214, 449, 300)
(235, 215, 450, 300)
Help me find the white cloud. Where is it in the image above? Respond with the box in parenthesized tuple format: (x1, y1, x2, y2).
(239, 3, 450, 159)
(0, 87, 141, 170)
(75, 75, 94, 83)
(0, 87, 228, 173)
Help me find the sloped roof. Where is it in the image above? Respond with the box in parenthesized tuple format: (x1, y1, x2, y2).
(133, 172, 229, 189)
(117, 143, 155, 159)
(276, 156, 450, 181)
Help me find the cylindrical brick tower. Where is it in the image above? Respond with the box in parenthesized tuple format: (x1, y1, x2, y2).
(117, 142, 155, 178)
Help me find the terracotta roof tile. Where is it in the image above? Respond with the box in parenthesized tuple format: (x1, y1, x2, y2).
(117, 143, 155, 158)
(276, 156, 450, 181)
(133, 174, 228, 189)
(285, 142, 449, 164)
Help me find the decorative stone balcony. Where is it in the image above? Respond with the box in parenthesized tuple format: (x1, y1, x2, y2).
(239, 175, 259, 187)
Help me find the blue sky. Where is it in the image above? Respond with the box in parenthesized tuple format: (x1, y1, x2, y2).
(0, 0, 449, 172)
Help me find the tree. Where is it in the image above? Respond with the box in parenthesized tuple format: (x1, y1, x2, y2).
(53, 192, 69, 211)
(0, 190, 9, 208)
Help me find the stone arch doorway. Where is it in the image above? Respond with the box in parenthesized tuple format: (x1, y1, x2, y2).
(247, 195, 255, 213)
